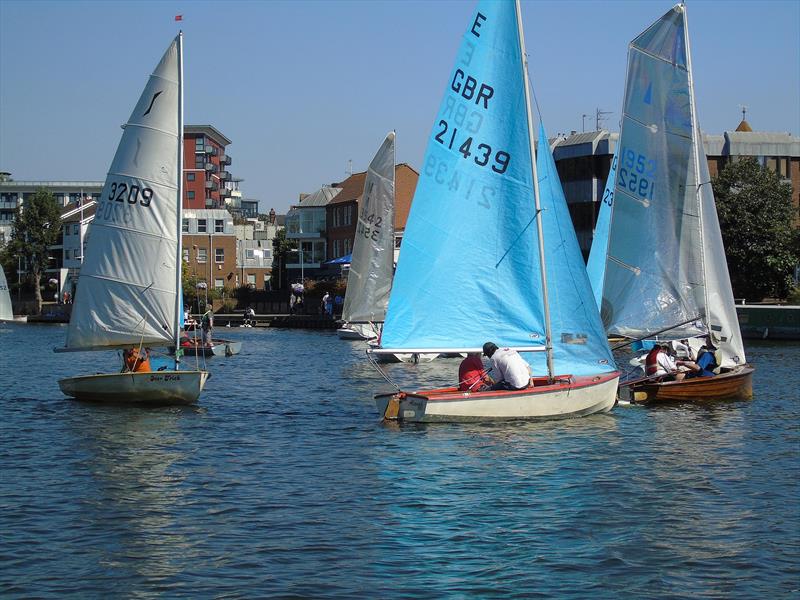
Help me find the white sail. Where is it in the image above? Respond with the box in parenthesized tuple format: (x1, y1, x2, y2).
(65, 36, 182, 350)
(341, 132, 395, 325)
(0, 265, 13, 321)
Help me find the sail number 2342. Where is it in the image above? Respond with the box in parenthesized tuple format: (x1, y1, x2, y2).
(617, 147, 656, 201)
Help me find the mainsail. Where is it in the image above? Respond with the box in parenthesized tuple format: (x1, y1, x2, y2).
(65, 35, 183, 351)
(600, 4, 745, 366)
(341, 132, 395, 325)
(586, 148, 618, 312)
(380, 0, 614, 377)
(0, 266, 13, 321)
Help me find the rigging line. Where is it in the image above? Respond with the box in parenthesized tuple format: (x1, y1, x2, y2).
(495, 209, 540, 269)
(607, 255, 642, 276)
(366, 350, 401, 392)
(523, 51, 543, 122)
(611, 315, 702, 351)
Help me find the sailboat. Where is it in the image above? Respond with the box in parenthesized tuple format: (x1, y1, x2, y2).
(56, 33, 209, 405)
(337, 132, 396, 342)
(592, 4, 753, 403)
(0, 266, 14, 322)
(370, 0, 619, 421)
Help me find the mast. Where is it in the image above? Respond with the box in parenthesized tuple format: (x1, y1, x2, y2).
(515, 0, 554, 380)
(173, 31, 184, 369)
(682, 3, 710, 332)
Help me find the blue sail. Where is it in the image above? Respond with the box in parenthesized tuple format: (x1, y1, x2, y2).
(530, 125, 615, 375)
(382, 0, 545, 351)
(586, 147, 618, 311)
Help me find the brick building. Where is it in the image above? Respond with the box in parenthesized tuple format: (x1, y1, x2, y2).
(183, 125, 233, 210)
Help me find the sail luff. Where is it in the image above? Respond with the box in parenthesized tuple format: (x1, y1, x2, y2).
(0, 266, 13, 321)
(174, 32, 184, 367)
(515, 0, 554, 381)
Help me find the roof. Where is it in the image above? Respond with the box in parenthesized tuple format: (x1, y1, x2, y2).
(723, 131, 800, 157)
(185, 125, 232, 146)
(735, 119, 753, 132)
(293, 185, 342, 209)
(552, 130, 618, 159)
(328, 164, 417, 206)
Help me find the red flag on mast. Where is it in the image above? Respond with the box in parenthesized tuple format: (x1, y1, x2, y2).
(175, 15, 183, 21)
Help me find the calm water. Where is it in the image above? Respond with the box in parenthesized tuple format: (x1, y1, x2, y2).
(0, 322, 798, 598)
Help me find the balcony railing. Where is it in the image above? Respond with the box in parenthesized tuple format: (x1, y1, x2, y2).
(205, 181, 219, 191)
(204, 162, 217, 172)
(220, 154, 232, 166)
(219, 171, 230, 181)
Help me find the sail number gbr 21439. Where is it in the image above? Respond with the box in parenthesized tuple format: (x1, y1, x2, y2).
(107, 182, 154, 207)
(434, 119, 510, 174)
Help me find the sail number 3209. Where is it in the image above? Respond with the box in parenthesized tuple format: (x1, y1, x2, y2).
(108, 182, 153, 207)
(434, 119, 510, 174)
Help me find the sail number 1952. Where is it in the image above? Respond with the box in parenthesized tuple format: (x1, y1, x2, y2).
(617, 147, 656, 201)
(434, 119, 510, 174)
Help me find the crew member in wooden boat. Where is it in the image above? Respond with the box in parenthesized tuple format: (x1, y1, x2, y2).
(678, 337, 720, 379)
(482, 342, 531, 391)
(645, 343, 690, 381)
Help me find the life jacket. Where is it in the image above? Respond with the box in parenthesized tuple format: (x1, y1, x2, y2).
(645, 347, 661, 376)
(124, 348, 151, 373)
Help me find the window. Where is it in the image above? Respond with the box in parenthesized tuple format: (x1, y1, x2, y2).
(333, 207, 340, 228)
(182, 248, 189, 263)
(344, 238, 351, 255)
(198, 219, 207, 233)
(195, 136, 205, 150)
(333, 239, 340, 258)
(187, 191, 195, 200)
(247, 274, 256, 286)
(215, 219, 224, 233)
(74, 223, 80, 235)
(344, 205, 352, 226)
(195, 156, 205, 169)
(214, 278, 224, 289)
(215, 248, 224, 263)
(197, 248, 207, 263)
(187, 172, 196, 182)
(182, 219, 189, 233)
(245, 249, 255, 260)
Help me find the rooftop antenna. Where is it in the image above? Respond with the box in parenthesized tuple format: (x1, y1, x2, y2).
(346, 159, 353, 177)
(582, 114, 590, 133)
(739, 104, 748, 121)
(595, 108, 612, 131)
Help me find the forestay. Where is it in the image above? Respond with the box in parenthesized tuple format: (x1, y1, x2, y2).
(341, 132, 395, 325)
(65, 36, 182, 350)
(600, 4, 744, 367)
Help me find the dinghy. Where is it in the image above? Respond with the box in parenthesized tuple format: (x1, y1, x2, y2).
(0, 266, 15, 322)
(371, 0, 619, 421)
(590, 4, 753, 403)
(56, 33, 209, 405)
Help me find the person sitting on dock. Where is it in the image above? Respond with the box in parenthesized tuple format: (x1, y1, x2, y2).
(482, 342, 531, 391)
(122, 347, 151, 373)
(458, 352, 492, 392)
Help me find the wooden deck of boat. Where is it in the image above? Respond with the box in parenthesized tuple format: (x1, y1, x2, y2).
(631, 366, 754, 403)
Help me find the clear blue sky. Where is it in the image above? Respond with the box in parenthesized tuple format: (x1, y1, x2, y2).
(1, 0, 798, 214)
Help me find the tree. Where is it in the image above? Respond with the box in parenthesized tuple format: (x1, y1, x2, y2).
(713, 157, 799, 301)
(7, 188, 62, 313)
(271, 228, 297, 291)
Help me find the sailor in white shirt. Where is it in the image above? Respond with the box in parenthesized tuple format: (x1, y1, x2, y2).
(482, 342, 531, 390)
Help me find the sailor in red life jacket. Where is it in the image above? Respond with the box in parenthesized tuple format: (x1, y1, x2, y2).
(644, 343, 688, 381)
(458, 352, 491, 392)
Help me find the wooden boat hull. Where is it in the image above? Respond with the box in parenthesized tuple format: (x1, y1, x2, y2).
(632, 365, 754, 404)
(375, 372, 619, 422)
(59, 370, 210, 405)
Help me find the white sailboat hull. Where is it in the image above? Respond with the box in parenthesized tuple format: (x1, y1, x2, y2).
(337, 325, 377, 340)
(375, 373, 619, 422)
(59, 370, 209, 405)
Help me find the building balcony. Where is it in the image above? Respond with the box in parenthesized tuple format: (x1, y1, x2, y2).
(220, 188, 232, 198)
(205, 181, 219, 191)
(220, 154, 232, 166)
(204, 162, 217, 173)
(219, 171, 230, 181)
(203, 145, 218, 156)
